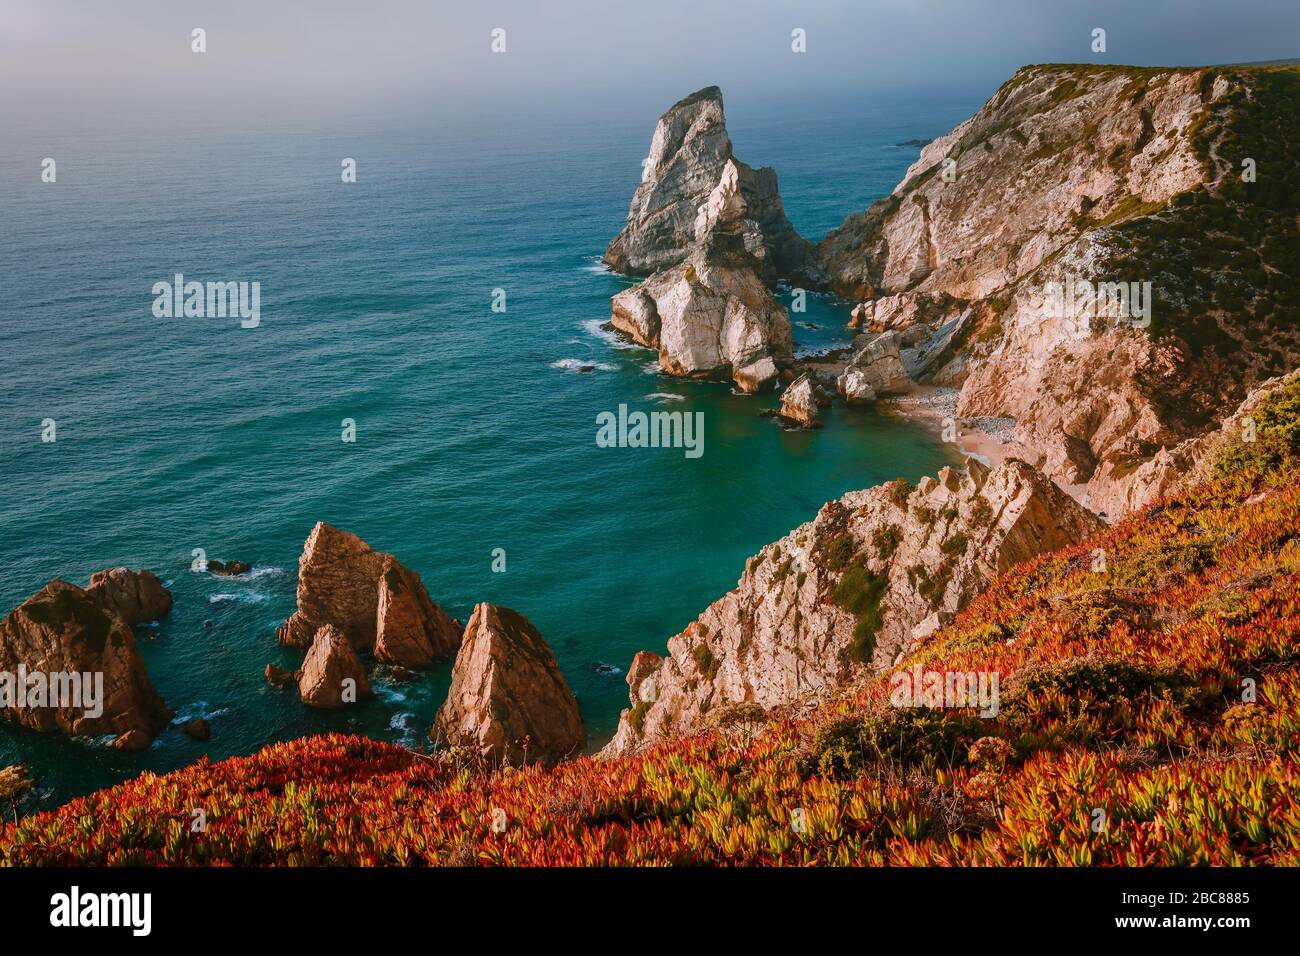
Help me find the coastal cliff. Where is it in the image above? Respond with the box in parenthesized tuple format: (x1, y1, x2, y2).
(10, 371, 1298, 865)
(819, 65, 1300, 512)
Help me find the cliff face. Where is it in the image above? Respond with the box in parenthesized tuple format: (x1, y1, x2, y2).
(819, 65, 1300, 512)
(604, 86, 816, 282)
(602, 458, 1101, 756)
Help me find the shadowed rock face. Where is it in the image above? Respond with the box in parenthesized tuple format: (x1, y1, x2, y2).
(298, 624, 372, 709)
(604, 86, 815, 282)
(602, 458, 1103, 757)
(434, 603, 584, 766)
(0, 580, 169, 743)
(85, 567, 172, 624)
(277, 522, 460, 669)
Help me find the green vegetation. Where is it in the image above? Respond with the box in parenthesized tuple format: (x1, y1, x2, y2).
(833, 565, 888, 664)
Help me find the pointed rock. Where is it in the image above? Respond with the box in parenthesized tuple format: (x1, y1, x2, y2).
(277, 523, 459, 668)
(298, 624, 372, 709)
(777, 374, 822, 428)
(604, 86, 814, 281)
(434, 604, 584, 765)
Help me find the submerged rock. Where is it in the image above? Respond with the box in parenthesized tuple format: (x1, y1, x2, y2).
(433, 603, 584, 766)
(298, 624, 372, 709)
(207, 560, 252, 577)
(0, 580, 170, 744)
(85, 567, 172, 624)
(277, 522, 460, 669)
(181, 717, 211, 741)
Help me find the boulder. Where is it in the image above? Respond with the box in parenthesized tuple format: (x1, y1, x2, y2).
(181, 718, 210, 741)
(374, 556, 462, 669)
(777, 374, 822, 429)
(0, 580, 169, 741)
(112, 729, 151, 752)
(277, 523, 459, 668)
(264, 664, 299, 687)
(837, 331, 910, 403)
(433, 603, 584, 766)
(85, 567, 172, 624)
(297, 624, 372, 709)
(604, 86, 814, 281)
(207, 560, 252, 577)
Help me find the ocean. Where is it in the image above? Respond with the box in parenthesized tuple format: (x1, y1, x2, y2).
(0, 98, 979, 809)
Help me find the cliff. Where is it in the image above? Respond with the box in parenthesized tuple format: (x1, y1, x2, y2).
(819, 64, 1300, 512)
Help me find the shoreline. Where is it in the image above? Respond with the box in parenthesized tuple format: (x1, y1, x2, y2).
(876, 385, 1016, 470)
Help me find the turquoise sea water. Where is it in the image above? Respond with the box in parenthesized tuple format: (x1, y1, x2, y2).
(0, 101, 976, 809)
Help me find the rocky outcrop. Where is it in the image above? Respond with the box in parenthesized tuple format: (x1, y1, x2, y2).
(836, 331, 911, 403)
(777, 374, 822, 428)
(433, 603, 584, 765)
(1091, 369, 1300, 515)
(0, 580, 169, 746)
(277, 523, 460, 669)
(298, 624, 372, 709)
(207, 560, 252, 577)
(604, 86, 815, 282)
(602, 458, 1102, 756)
(85, 568, 172, 624)
(611, 251, 793, 392)
(818, 65, 1300, 513)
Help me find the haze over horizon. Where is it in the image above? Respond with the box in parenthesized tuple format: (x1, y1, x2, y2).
(2, 0, 1297, 133)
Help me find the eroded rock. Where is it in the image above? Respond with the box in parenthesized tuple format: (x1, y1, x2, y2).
(0, 580, 169, 744)
(86, 568, 172, 624)
(433, 603, 584, 765)
(602, 458, 1102, 756)
(298, 624, 372, 709)
(277, 523, 459, 668)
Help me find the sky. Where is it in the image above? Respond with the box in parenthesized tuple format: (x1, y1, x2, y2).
(2, 0, 1297, 130)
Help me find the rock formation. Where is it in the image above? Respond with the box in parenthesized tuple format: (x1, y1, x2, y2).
(277, 523, 460, 669)
(1093, 368, 1300, 515)
(818, 65, 1300, 510)
(602, 458, 1102, 756)
(777, 373, 822, 428)
(604, 86, 815, 282)
(298, 624, 372, 709)
(207, 560, 252, 577)
(433, 603, 584, 765)
(611, 250, 793, 392)
(836, 331, 911, 404)
(0, 580, 170, 746)
(85, 567, 172, 624)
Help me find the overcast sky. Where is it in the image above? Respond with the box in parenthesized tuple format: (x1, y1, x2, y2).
(3, 0, 1297, 129)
